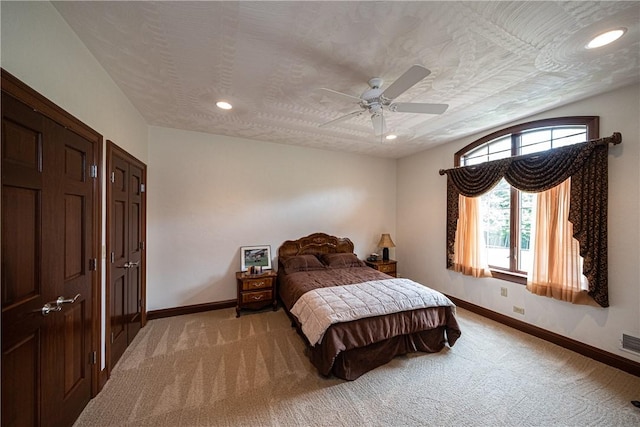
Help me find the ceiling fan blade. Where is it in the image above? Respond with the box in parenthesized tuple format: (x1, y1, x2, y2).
(319, 110, 364, 128)
(391, 102, 449, 114)
(381, 65, 431, 100)
(371, 113, 386, 136)
(318, 88, 362, 104)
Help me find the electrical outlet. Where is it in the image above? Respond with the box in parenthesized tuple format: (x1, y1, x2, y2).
(513, 306, 525, 315)
(500, 287, 508, 297)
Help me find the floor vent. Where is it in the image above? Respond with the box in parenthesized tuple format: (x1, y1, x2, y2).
(621, 333, 640, 355)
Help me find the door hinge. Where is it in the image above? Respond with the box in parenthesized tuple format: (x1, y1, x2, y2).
(138, 299, 142, 310)
(90, 164, 98, 178)
(139, 241, 145, 250)
(89, 258, 97, 271)
(110, 252, 115, 263)
(90, 351, 97, 365)
(111, 332, 114, 344)
(110, 172, 115, 183)
(140, 183, 145, 193)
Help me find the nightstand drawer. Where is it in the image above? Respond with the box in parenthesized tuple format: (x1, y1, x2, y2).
(378, 264, 396, 274)
(241, 290, 273, 304)
(365, 259, 397, 278)
(242, 277, 273, 291)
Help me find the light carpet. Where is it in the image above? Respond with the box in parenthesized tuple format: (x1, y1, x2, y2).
(74, 308, 640, 426)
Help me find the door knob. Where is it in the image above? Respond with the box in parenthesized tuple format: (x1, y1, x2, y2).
(41, 303, 62, 316)
(41, 293, 81, 316)
(118, 261, 140, 269)
(56, 293, 81, 305)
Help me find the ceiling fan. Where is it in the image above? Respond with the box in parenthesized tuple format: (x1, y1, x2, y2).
(319, 65, 448, 136)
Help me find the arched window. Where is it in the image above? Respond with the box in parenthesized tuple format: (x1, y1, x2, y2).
(442, 116, 620, 306)
(454, 117, 599, 284)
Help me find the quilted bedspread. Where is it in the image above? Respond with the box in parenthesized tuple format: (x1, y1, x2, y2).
(290, 278, 455, 346)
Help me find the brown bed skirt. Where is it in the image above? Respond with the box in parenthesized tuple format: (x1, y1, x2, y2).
(297, 305, 461, 381)
(312, 326, 451, 380)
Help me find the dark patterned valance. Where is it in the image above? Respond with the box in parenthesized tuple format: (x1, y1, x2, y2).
(439, 132, 621, 307)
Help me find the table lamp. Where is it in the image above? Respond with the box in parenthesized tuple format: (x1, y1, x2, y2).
(377, 233, 395, 261)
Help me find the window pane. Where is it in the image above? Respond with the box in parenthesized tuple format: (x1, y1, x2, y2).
(488, 149, 511, 161)
(488, 136, 511, 161)
(518, 191, 535, 272)
(552, 127, 587, 148)
(520, 129, 551, 155)
(481, 178, 510, 269)
(464, 145, 488, 165)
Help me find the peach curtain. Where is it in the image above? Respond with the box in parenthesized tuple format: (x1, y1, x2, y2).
(453, 195, 492, 278)
(526, 178, 593, 305)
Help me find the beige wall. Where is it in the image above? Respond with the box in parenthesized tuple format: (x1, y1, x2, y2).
(397, 83, 640, 363)
(147, 126, 396, 310)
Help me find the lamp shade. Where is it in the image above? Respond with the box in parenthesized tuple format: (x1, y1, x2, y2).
(377, 233, 396, 248)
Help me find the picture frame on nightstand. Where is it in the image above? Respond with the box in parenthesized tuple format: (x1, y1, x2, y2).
(240, 245, 272, 272)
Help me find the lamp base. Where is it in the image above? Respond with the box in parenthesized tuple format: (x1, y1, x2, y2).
(382, 247, 389, 261)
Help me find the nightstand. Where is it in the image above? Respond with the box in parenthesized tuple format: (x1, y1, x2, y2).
(235, 270, 278, 317)
(364, 259, 397, 277)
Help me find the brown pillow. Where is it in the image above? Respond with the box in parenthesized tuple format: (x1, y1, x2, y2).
(319, 252, 365, 268)
(281, 254, 325, 274)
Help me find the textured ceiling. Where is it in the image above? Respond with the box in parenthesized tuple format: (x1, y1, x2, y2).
(53, 1, 640, 158)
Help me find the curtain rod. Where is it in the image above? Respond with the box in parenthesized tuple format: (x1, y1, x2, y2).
(439, 132, 622, 176)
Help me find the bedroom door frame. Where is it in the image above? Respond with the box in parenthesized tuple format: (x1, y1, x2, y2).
(105, 140, 147, 373)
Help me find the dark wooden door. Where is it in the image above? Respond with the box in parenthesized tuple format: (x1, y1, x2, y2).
(110, 154, 129, 364)
(108, 143, 145, 368)
(126, 162, 144, 341)
(2, 92, 96, 427)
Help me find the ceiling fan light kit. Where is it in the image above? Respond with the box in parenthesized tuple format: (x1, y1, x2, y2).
(320, 65, 449, 136)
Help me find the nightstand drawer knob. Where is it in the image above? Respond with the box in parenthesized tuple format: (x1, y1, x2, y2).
(249, 294, 265, 301)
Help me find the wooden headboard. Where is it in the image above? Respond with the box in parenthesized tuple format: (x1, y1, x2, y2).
(278, 232, 354, 258)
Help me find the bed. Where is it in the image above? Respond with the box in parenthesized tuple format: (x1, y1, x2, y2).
(277, 232, 461, 380)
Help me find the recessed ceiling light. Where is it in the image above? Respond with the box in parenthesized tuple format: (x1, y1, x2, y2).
(385, 134, 397, 140)
(586, 28, 626, 49)
(216, 101, 233, 110)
